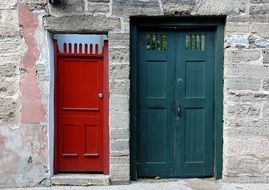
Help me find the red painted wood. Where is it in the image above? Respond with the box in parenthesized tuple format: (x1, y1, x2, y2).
(103, 40, 109, 175)
(55, 41, 108, 173)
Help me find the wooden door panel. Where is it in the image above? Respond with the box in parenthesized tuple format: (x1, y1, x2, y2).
(61, 58, 100, 109)
(175, 31, 214, 177)
(137, 30, 215, 178)
(55, 42, 106, 173)
(137, 32, 175, 177)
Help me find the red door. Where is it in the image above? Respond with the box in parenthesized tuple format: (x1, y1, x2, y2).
(54, 42, 108, 173)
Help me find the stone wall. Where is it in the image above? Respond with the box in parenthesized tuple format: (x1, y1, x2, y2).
(0, 0, 268, 187)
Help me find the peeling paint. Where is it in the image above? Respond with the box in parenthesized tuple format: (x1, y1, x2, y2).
(18, 4, 45, 124)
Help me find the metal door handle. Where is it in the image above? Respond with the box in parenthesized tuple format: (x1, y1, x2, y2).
(98, 93, 103, 99)
(175, 101, 181, 118)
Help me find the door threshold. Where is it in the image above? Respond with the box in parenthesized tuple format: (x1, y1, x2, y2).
(50, 174, 110, 186)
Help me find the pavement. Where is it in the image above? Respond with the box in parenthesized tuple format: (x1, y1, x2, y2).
(3, 179, 269, 190)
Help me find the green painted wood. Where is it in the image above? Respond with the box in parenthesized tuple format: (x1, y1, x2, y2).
(130, 17, 225, 180)
(174, 31, 214, 177)
(137, 29, 215, 178)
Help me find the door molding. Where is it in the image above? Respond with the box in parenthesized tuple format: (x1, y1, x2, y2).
(130, 17, 225, 180)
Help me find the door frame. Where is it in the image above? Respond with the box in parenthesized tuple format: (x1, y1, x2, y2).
(53, 39, 109, 175)
(130, 17, 225, 180)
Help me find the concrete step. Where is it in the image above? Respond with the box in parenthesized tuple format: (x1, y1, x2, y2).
(50, 174, 110, 186)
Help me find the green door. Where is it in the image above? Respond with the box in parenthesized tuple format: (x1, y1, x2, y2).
(137, 29, 215, 177)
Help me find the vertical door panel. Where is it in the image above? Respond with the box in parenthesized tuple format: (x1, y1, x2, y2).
(57, 54, 104, 172)
(137, 32, 175, 177)
(175, 31, 214, 177)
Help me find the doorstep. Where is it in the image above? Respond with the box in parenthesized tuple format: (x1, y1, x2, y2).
(50, 174, 110, 186)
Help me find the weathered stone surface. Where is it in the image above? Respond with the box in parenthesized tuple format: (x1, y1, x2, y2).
(227, 15, 250, 22)
(225, 23, 250, 33)
(19, 0, 46, 10)
(110, 94, 129, 111)
(110, 164, 129, 180)
(250, 4, 269, 14)
(43, 15, 121, 33)
(227, 34, 250, 48)
(225, 64, 269, 79)
(88, 2, 109, 13)
(262, 79, 269, 90)
(251, 0, 269, 3)
(0, 0, 17, 9)
(109, 32, 130, 47)
(252, 24, 269, 38)
(48, 0, 84, 14)
(255, 39, 269, 47)
(110, 128, 129, 140)
(110, 155, 129, 165)
(162, 0, 195, 15)
(225, 77, 261, 91)
(263, 49, 269, 64)
(109, 48, 129, 64)
(109, 79, 130, 95)
(109, 63, 129, 79)
(0, 124, 48, 188)
(0, 98, 17, 124)
(226, 90, 269, 102)
(226, 103, 261, 118)
(111, 139, 129, 152)
(225, 50, 261, 64)
(109, 112, 129, 129)
(192, 0, 247, 15)
(88, 0, 110, 2)
(262, 103, 269, 118)
(0, 63, 18, 78)
(112, 0, 161, 17)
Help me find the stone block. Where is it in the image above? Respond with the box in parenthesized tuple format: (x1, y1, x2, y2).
(110, 155, 129, 165)
(192, 0, 246, 15)
(225, 64, 269, 79)
(109, 79, 130, 95)
(112, 0, 161, 17)
(110, 139, 129, 152)
(48, 0, 84, 14)
(0, 38, 23, 55)
(252, 24, 269, 38)
(224, 135, 269, 158)
(88, 0, 110, 2)
(109, 63, 130, 79)
(226, 103, 261, 117)
(0, 63, 18, 78)
(226, 34, 250, 48)
(110, 128, 129, 141)
(0, 0, 17, 9)
(108, 32, 130, 47)
(1, 10, 19, 27)
(224, 118, 269, 136)
(251, 0, 269, 3)
(0, 79, 18, 97)
(250, 15, 269, 22)
(225, 77, 261, 91)
(263, 49, 269, 64)
(0, 98, 17, 124)
(262, 103, 269, 118)
(226, 90, 269, 102)
(250, 4, 269, 14)
(262, 79, 269, 91)
(224, 155, 262, 176)
(88, 2, 109, 13)
(110, 164, 130, 179)
(109, 94, 129, 112)
(225, 50, 261, 64)
(109, 48, 129, 64)
(162, 0, 195, 15)
(225, 23, 250, 33)
(255, 39, 269, 48)
(227, 15, 250, 23)
(43, 15, 121, 33)
(0, 24, 20, 38)
(109, 112, 129, 129)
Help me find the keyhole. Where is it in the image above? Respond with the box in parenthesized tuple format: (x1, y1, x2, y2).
(177, 78, 183, 85)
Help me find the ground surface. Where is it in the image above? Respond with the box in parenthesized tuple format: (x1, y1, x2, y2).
(3, 179, 269, 190)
